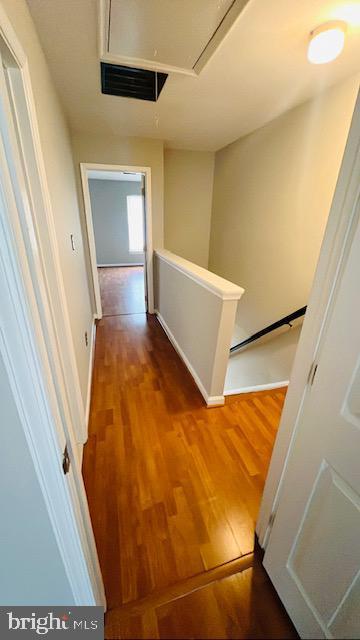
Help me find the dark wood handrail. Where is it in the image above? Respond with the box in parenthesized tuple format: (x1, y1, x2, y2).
(230, 306, 307, 354)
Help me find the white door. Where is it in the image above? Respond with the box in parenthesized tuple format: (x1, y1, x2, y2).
(0, 34, 105, 605)
(263, 191, 360, 638)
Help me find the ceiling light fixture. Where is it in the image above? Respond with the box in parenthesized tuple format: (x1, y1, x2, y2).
(308, 20, 347, 64)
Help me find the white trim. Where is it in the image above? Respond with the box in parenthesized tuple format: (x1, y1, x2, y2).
(206, 395, 225, 407)
(97, 262, 144, 267)
(85, 315, 97, 428)
(88, 169, 142, 182)
(80, 164, 103, 318)
(80, 162, 154, 317)
(155, 249, 244, 301)
(0, 14, 86, 444)
(257, 89, 360, 548)
(0, 91, 105, 609)
(98, 0, 196, 77)
(193, 0, 251, 75)
(0, 4, 25, 66)
(155, 310, 225, 407)
(0, 4, 105, 607)
(225, 381, 289, 396)
(98, 0, 250, 78)
(77, 443, 84, 467)
(101, 52, 197, 78)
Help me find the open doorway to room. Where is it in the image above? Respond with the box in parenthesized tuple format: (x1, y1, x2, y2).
(88, 171, 146, 317)
(80, 164, 153, 319)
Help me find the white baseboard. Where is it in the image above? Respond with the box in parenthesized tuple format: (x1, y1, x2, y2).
(155, 310, 224, 407)
(206, 395, 225, 407)
(97, 263, 144, 267)
(224, 380, 289, 396)
(85, 315, 97, 432)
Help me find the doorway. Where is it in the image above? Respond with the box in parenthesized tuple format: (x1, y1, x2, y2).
(88, 170, 146, 316)
(80, 164, 153, 319)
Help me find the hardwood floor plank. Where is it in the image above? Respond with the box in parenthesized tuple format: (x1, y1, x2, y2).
(154, 557, 297, 640)
(105, 555, 254, 627)
(83, 275, 293, 637)
(98, 266, 146, 316)
(105, 551, 297, 640)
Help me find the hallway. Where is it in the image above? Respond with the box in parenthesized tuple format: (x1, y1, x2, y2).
(98, 266, 146, 316)
(83, 305, 296, 638)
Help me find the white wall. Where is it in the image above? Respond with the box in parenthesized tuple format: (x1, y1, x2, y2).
(89, 179, 144, 265)
(164, 149, 215, 268)
(209, 74, 359, 340)
(226, 324, 302, 393)
(154, 249, 243, 405)
(1, 0, 94, 407)
(71, 132, 164, 308)
(0, 353, 73, 604)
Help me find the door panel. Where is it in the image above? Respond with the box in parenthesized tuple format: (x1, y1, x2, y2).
(343, 355, 360, 427)
(263, 194, 360, 638)
(288, 463, 360, 623)
(329, 573, 360, 638)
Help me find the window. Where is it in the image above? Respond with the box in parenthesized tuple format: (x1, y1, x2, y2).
(127, 195, 144, 253)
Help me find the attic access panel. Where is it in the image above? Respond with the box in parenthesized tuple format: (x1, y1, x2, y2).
(103, 0, 249, 74)
(101, 62, 168, 101)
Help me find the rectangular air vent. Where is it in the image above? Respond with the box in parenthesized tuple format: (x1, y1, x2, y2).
(101, 62, 167, 102)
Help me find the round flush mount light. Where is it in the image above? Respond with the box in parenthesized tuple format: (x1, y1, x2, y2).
(308, 20, 347, 64)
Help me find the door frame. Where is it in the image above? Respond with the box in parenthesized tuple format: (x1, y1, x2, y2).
(0, 5, 87, 444)
(0, 3, 105, 606)
(80, 162, 154, 318)
(257, 88, 360, 547)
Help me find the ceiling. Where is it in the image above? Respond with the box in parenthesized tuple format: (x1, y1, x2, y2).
(27, 0, 360, 151)
(106, 0, 238, 72)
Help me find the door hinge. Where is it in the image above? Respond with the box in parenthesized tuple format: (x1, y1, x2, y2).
(62, 445, 71, 475)
(263, 510, 277, 548)
(308, 362, 318, 386)
(268, 510, 276, 529)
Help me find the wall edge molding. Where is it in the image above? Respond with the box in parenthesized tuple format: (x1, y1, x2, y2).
(85, 315, 97, 432)
(225, 380, 289, 395)
(155, 310, 225, 407)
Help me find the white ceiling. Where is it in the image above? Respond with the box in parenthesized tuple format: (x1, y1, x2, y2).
(88, 170, 142, 181)
(107, 0, 235, 71)
(27, 0, 360, 151)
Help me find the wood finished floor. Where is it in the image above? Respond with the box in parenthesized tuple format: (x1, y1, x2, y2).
(105, 547, 297, 639)
(98, 266, 146, 316)
(83, 307, 295, 638)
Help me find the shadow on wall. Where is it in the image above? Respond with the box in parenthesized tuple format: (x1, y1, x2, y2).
(208, 74, 359, 391)
(209, 74, 359, 338)
(226, 322, 303, 393)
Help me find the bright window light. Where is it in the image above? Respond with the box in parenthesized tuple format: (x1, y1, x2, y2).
(308, 21, 346, 64)
(127, 195, 144, 253)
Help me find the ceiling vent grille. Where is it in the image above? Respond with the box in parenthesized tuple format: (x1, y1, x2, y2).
(101, 62, 168, 102)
